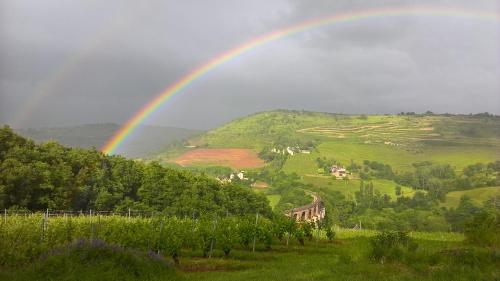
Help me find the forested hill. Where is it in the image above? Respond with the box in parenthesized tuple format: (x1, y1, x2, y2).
(0, 126, 271, 216)
(16, 123, 201, 158)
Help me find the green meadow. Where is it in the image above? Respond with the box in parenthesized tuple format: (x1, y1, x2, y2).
(5, 233, 496, 281)
(299, 176, 415, 200)
(283, 141, 498, 174)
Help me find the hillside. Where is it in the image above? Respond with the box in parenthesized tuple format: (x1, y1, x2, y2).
(16, 123, 201, 158)
(156, 110, 500, 222)
(159, 110, 500, 169)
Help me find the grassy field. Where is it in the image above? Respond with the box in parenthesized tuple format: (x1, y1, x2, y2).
(5, 232, 497, 281)
(283, 141, 499, 174)
(300, 176, 415, 200)
(441, 186, 500, 208)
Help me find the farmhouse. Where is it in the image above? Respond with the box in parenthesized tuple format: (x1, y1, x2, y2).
(230, 171, 248, 180)
(330, 165, 347, 178)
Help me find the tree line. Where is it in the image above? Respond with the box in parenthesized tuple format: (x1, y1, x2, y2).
(0, 126, 271, 217)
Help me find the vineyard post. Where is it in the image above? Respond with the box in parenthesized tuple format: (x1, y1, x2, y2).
(157, 219, 164, 255)
(90, 209, 94, 240)
(316, 220, 320, 242)
(97, 213, 101, 240)
(209, 216, 217, 258)
(40, 216, 44, 242)
(45, 209, 49, 235)
(252, 212, 259, 253)
(191, 210, 196, 233)
(128, 208, 131, 220)
(287, 210, 293, 248)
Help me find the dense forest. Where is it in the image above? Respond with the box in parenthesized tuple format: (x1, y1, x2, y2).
(0, 126, 271, 217)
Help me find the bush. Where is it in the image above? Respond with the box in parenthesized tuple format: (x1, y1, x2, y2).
(11, 239, 174, 281)
(464, 210, 500, 247)
(370, 231, 418, 264)
(325, 227, 336, 241)
(215, 217, 238, 257)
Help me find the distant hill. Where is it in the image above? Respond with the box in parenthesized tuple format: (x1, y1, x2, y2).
(16, 123, 202, 158)
(155, 110, 499, 174)
(154, 110, 499, 212)
(160, 110, 499, 157)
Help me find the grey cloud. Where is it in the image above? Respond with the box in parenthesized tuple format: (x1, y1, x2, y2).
(0, 0, 499, 130)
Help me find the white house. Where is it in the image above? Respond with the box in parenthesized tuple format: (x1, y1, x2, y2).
(330, 165, 347, 178)
(230, 171, 248, 180)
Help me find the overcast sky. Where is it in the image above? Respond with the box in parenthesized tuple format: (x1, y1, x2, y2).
(1, 0, 499, 129)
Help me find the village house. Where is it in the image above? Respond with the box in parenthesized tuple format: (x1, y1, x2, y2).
(330, 165, 347, 178)
(230, 171, 248, 180)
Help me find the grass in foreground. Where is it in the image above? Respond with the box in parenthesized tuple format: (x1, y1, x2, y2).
(2, 229, 496, 281)
(2, 235, 498, 281)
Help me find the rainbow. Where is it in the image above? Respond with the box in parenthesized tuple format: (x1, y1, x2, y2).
(102, 6, 500, 154)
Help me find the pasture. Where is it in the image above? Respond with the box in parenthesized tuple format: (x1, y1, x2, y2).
(300, 176, 415, 200)
(283, 140, 498, 175)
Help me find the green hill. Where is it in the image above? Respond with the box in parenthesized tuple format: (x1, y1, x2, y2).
(157, 110, 500, 213)
(16, 123, 201, 158)
(161, 110, 499, 172)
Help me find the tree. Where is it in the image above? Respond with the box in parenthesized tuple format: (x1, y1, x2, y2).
(395, 185, 401, 196)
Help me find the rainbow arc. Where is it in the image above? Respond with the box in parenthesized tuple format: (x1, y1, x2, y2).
(101, 6, 500, 154)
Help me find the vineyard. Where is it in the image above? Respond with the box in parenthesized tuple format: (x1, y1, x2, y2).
(3, 211, 500, 281)
(0, 211, 323, 267)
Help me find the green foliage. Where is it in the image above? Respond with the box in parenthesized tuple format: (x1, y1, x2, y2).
(370, 231, 418, 263)
(325, 226, 336, 241)
(464, 210, 500, 247)
(2, 239, 175, 281)
(215, 217, 239, 256)
(0, 126, 271, 217)
(445, 196, 481, 232)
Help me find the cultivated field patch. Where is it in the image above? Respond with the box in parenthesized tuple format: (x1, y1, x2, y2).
(174, 148, 265, 169)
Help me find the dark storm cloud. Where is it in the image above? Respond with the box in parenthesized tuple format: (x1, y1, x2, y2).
(0, 0, 499, 130)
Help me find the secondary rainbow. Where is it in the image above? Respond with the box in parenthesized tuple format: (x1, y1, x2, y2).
(102, 5, 500, 154)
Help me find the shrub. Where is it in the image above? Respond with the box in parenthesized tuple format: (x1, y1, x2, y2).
(294, 227, 305, 246)
(369, 231, 418, 264)
(464, 210, 500, 247)
(215, 217, 238, 257)
(21, 239, 174, 281)
(325, 227, 336, 242)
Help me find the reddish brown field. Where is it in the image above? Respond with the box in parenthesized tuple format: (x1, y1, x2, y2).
(174, 148, 265, 169)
